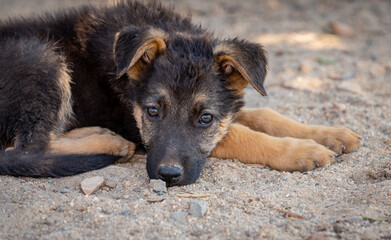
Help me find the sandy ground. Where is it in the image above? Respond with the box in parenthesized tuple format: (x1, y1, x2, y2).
(1, 0, 390, 239)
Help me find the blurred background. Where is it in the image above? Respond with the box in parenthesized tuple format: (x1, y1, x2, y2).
(0, 0, 389, 98)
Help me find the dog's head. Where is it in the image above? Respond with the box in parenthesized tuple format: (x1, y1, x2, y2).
(113, 27, 267, 186)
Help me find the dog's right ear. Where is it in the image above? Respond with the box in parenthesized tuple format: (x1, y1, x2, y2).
(113, 28, 167, 80)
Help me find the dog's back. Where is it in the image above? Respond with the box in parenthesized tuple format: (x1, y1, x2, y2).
(0, 1, 268, 185)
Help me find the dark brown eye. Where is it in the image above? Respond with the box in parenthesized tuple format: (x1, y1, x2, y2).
(146, 107, 159, 118)
(199, 113, 214, 126)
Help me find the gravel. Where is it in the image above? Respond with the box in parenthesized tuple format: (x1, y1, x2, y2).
(1, 0, 391, 239)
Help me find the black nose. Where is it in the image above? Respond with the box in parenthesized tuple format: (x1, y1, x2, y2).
(158, 165, 183, 184)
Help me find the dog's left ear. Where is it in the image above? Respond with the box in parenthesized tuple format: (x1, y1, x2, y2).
(213, 39, 268, 96)
(114, 28, 167, 79)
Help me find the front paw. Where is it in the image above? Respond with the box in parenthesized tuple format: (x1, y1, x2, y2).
(268, 138, 336, 172)
(311, 126, 361, 155)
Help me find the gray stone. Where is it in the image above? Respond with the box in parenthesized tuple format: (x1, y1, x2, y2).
(172, 211, 187, 223)
(121, 209, 131, 215)
(149, 179, 167, 193)
(306, 232, 325, 240)
(188, 199, 208, 217)
(105, 179, 117, 188)
(60, 188, 71, 194)
(361, 231, 379, 240)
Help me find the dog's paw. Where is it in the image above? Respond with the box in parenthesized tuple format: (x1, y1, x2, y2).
(268, 138, 336, 172)
(88, 133, 136, 158)
(311, 126, 361, 155)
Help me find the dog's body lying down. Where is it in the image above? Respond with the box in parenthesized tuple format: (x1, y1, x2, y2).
(0, 1, 360, 186)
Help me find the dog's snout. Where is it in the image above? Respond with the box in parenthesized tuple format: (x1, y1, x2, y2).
(158, 165, 183, 184)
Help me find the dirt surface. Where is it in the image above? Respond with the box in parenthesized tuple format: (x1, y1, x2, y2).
(1, 0, 390, 239)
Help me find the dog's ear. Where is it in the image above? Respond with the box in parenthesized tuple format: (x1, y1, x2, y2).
(213, 39, 268, 96)
(114, 28, 167, 79)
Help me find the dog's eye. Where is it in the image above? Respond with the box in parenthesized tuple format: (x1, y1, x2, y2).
(198, 113, 214, 126)
(146, 107, 159, 118)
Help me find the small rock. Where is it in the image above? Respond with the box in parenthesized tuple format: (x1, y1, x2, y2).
(43, 217, 56, 226)
(147, 196, 165, 203)
(300, 63, 311, 73)
(330, 22, 353, 37)
(101, 208, 111, 215)
(171, 211, 187, 223)
(60, 188, 71, 194)
(150, 179, 167, 193)
(332, 102, 347, 113)
(121, 209, 131, 215)
(105, 179, 117, 188)
(306, 232, 325, 240)
(337, 81, 365, 96)
(124, 181, 131, 189)
(80, 176, 104, 195)
(361, 231, 379, 240)
(387, 190, 391, 196)
(333, 223, 345, 234)
(188, 199, 208, 217)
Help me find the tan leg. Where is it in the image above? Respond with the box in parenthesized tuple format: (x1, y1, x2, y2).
(234, 108, 361, 154)
(49, 127, 135, 161)
(61, 126, 116, 139)
(210, 124, 336, 171)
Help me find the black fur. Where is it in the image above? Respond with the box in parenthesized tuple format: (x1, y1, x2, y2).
(0, 1, 267, 185)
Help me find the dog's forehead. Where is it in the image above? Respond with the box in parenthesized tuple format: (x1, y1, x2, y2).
(145, 78, 219, 108)
(166, 33, 214, 59)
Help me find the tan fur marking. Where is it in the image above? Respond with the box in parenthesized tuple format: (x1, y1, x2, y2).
(210, 123, 335, 171)
(74, 11, 101, 53)
(234, 108, 361, 153)
(124, 38, 166, 80)
(214, 115, 233, 145)
(49, 127, 135, 161)
(113, 28, 167, 79)
(62, 127, 115, 139)
(217, 55, 249, 93)
(55, 60, 73, 134)
(214, 43, 266, 96)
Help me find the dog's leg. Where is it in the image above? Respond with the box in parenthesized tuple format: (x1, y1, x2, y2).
(234, 108, 361, 154)
(49, 127, 136, 162)
(210, 124, 336, 171)
(61, 127, 116, 139)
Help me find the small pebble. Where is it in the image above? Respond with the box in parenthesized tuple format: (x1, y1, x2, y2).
(60, 188, 71, 194)
(361, 231, 379, 240)
(188, 199, 208, 217)
(171, 211, 187, 223)
(337, 81, 365, 96)
(121, 209, 131, 215)
(387, 190, 391, 196)
(306, 232, 325, 240)
(333, 223, 345, 233)
(105, 180, 117, 188)
(80, 176, 104, 195)
(147, 196, 165, 203)
(330, 22, 353, 37)
(332, 102, 347, 113)
(124, 181, 131, 189)
(150, 179, 167, 193)
(101, 208, 111, 215)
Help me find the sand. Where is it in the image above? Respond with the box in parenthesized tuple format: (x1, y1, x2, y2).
(0, 0, 390, 239)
